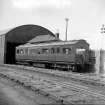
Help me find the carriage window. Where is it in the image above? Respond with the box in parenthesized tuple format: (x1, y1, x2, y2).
(20, 49, 24, 54)
(57, 47, 60, 53)
(63, 48, 70, 54)
(16, 49, 19, 54)
(51, 48, 55, 54)
(42, 49, 49, 54)
(76, 49, 86, 54)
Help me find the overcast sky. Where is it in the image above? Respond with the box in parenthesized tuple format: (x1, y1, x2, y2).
(0, 0, 105, 49)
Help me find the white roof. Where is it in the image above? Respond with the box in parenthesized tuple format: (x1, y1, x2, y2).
(17, 40, 88, 48)
(28, 34, 60, 43)
(0, 28, 13, 36)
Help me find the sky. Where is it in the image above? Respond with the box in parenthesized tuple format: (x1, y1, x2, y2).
(0, 0, 105, 49)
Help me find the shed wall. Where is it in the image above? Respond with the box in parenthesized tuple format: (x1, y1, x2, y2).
(0, 35, 5, 64)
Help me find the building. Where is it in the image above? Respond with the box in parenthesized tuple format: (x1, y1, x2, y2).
(0, 24, 57, 64)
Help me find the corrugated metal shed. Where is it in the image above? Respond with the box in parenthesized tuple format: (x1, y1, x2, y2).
(0, 24, 56, 64)
(5, 25, 55, 43)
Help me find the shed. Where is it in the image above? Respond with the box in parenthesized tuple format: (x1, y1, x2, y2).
(0, 24, 55, 64)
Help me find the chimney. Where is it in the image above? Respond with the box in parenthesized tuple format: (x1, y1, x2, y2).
(56, 33, 59, 38)
(55, 29, 59, 39)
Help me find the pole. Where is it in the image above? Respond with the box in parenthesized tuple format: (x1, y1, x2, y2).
(99, 24, 105, 75)
(65, 18, 69, 41)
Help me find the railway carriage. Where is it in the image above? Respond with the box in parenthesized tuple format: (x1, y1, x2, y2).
(15, 40, 93, 72)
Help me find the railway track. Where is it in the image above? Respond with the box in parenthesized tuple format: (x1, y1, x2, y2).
(0, 73, 71, 105)
(0, 64, 105, 88)
(0, 64, 105, 104)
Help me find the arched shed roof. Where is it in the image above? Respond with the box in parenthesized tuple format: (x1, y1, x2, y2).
(1, 24, 55, 43)
(0, 28, 12, 36)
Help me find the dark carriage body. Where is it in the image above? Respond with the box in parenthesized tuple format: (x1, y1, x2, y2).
(15, 40, 92, 72)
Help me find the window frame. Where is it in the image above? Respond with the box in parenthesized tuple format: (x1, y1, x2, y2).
(63, 48, 71, 54)
(51, 48, 55, 54)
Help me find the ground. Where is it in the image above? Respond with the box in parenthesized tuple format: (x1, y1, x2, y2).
(0, 77, 56, 105)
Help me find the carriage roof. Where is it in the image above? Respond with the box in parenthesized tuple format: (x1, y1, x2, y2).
(16, 40, 89, 48)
